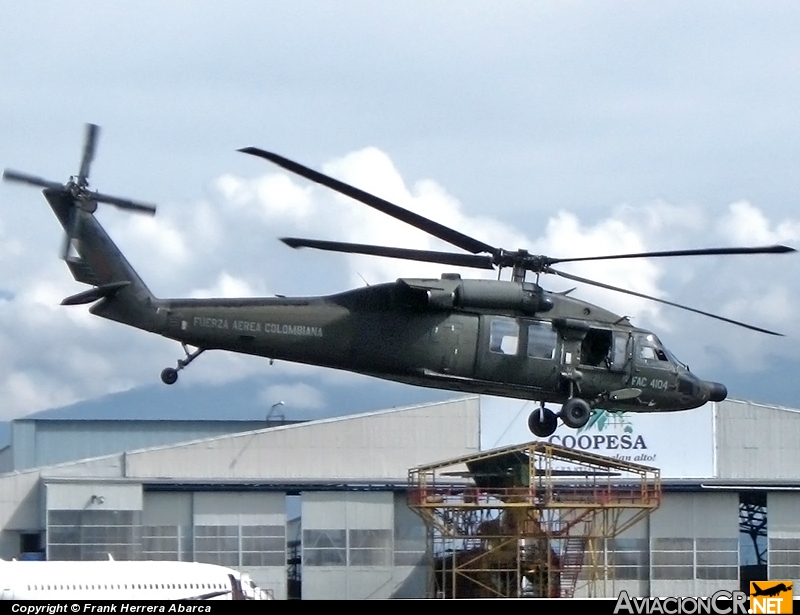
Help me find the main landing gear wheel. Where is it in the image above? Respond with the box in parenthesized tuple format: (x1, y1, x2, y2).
(161, 344, 206, 385)
(528, 407, 558, 438)
(560, 397, 592, 429)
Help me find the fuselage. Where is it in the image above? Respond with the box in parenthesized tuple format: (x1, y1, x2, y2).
(134, 278, 722, 413)
(0, 559, 272, 600)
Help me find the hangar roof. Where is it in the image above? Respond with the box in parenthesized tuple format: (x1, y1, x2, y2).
(1, 396, 481, 485)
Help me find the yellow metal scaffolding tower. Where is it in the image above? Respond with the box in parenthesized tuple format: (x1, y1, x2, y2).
(408, 441, 661, 598)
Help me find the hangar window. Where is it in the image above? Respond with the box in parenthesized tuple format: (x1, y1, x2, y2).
(349, 529, 391, 567)
(195, 525, 239, 568)
(47, 509, 140, 562)
(304, 529, 346, 567)
(651, 537, 693, 580)
(242, 525, 286, 567)
(606, 538, 647, 581)
(142, 525, 181, 561)
(696, 538, 738, 581)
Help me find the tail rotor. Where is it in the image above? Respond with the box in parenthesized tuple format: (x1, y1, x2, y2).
(3, 123, 157, 260)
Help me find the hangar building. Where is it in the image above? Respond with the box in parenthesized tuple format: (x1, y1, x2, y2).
(0, 395, 798, 599)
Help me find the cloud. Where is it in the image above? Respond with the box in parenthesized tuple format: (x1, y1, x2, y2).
(719, 201, 800, 245)
(190, 272, 261, 299)
(531, 210, 665, 326)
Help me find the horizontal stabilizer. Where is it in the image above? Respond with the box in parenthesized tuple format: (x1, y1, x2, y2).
(61, 281, 130, 306)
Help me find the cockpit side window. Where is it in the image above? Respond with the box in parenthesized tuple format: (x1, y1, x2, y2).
(635, 333, 669, 363)
(609, 331, 630, 370)
(489, 317, 519, 355)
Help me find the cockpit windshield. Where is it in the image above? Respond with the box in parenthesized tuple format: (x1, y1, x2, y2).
(664, 346, 688, 370)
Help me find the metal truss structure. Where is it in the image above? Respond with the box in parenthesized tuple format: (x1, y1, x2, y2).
(408, 441, 661, 598)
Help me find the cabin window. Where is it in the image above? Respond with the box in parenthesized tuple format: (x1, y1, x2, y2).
(580, 328, 613, 367)
(489, 317, 519, 355)
(527, 321, 557, 359)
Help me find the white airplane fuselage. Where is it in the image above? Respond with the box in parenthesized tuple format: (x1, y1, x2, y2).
(0, 559, 272, 600)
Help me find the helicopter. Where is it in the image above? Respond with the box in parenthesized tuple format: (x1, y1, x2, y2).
(3, 124, 795, 438)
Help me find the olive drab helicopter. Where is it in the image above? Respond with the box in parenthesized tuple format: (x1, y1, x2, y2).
(3, 124, 795, 437)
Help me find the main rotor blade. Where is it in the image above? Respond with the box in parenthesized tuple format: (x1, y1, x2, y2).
(548, 244, 797, 265)
(91, 191, 157, 215)
(3, 169, 64, 191)
(280, 237, 496, 270)
(548, 266, 783, 336)
(239, 147, 497, 256)
(78, 123, 99, 185)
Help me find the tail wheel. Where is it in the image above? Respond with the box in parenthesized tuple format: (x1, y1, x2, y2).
(528, 407, 558, 438)
(560, 397, 592, 429)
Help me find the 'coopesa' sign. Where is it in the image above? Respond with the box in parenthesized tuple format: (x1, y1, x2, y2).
(548, 433, 647, 450)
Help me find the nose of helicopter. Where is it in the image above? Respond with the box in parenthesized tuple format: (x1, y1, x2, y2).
(702, 381, 728, 402)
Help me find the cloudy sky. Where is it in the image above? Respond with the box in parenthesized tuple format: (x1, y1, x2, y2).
(1, 2, 799, 430)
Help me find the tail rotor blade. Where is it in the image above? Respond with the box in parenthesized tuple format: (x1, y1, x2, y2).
(92, 191, 157, 215)
(78, 123, 99, 185)
(60, 207, 79, 261)
(3, 169, 63, 191)
(60, 230, 72, 261)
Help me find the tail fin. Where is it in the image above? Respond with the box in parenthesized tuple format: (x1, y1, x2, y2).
(45, 191, 162, 332)
(45, 189, 155, 300)
(228, 574, 246, 600)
